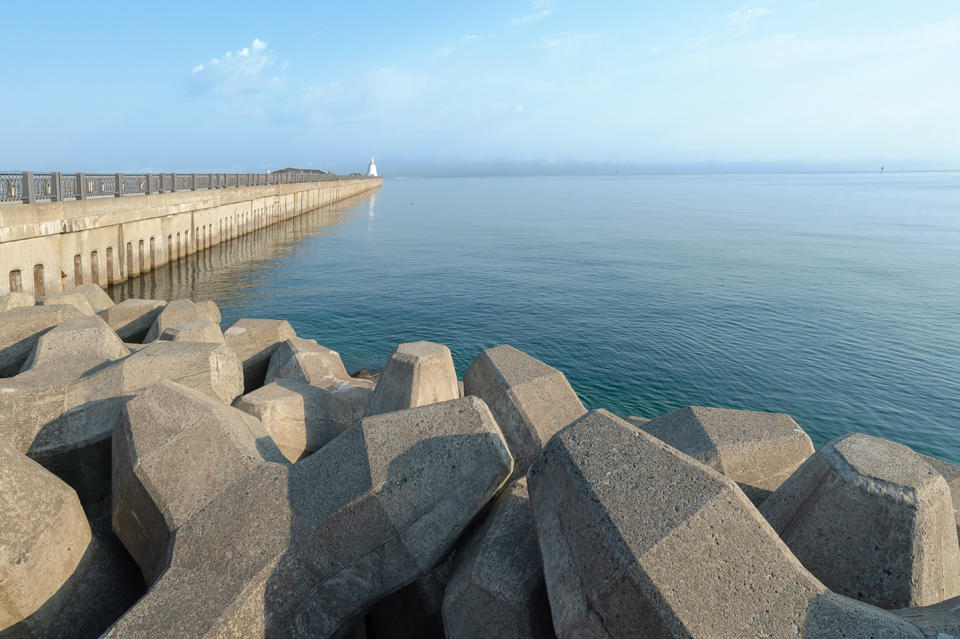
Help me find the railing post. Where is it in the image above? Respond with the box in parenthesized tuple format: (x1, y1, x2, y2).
(191, 173, 197, 191)
(21, 172, 35, 204)
(50, 172, 61, 202)
(145, 173, 153, 195)
(115, 172, 122, 197)
(77, 173, 87, 200)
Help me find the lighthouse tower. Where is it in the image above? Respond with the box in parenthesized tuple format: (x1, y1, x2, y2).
(367, 157, 378, 177)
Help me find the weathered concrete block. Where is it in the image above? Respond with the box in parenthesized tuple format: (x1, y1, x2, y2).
(639, 405, 815, 503)
(144, 298, 221, 342)
(158, 319, 225, 343)
(39, 290, 95, 315)
(112, 381, 287, 584)
(0, 339, 243, 505)
(71, 283, 116, 313)
(922, 453, 960, 540)
(97, 298, 165, 343)
(364, 341, 459, 417)
(761, 432, 960, 609)
(526, 410, 924, 638)
(265, 337, 373, 391)
(0, 291, 34, 312)
(464, 344, 586, 480)
(0, 442, 140, 638)
(442, 478, 553, 639)
(0, 304, 82, 376)
(223, 318, 297, 391)
(893, 594, 960, 639)
(104, 396, 513, 637)
(234, 378, 371, 462)
(19, 315, 129, 376)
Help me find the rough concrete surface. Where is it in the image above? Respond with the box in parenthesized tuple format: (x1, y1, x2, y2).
(0, 441, 140, 638)
(112, 381, 287, 584)
(97, 299, 165, 342)
(525, 409, 923, 638)
(464, 344, 586, 480)
(442, 477, 553, 639)
(639, 405, 815, 503)
(761, 432, 960, 609)
(103, 396, 513, 637)
(234, 378, 371, 462)
(364, 341, 460, 417)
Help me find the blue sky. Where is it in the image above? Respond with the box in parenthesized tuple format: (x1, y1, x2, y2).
(2, 1, 958, 174)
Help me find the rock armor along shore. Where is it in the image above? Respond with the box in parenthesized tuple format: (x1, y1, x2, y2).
(1, 292, 959, 638)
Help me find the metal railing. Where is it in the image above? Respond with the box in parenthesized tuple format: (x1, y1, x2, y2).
(0, 168, 375, 205)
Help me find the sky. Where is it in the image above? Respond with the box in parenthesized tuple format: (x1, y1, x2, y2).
(1, 1, 958, 174)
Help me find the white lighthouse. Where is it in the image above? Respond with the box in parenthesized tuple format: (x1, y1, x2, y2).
(367, 157, 378, 177)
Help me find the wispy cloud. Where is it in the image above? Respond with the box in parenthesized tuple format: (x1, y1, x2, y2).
(432, 46, 454, 58)
(508, 1, 553, 27)
(728, 7, 772, 25)
(189, 38, 285, 96)
(464, 34, 481, 41)
(533, 33, 599, 54)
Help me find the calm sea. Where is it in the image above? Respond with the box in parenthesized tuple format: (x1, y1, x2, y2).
(110, 173, 960, 464)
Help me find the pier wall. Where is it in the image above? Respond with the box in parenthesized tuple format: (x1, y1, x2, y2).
(0, 177, 381, 297)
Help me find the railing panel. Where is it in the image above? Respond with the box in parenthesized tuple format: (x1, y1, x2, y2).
(0, 174, 22, 202)
(60, 174, 77, 200)
(0, 169, 375, 205)
(122, 175, 146, 196)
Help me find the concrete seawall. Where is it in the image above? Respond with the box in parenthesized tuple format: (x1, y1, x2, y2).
(0, 177, 381, 298)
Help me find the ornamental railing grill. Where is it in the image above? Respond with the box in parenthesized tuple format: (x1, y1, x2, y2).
(0, 169, 374, 205)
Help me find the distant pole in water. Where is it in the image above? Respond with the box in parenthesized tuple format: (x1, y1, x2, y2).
(881, 166, 884, 174)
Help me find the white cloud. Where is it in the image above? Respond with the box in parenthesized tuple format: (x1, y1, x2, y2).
(728, 7, 772, 25)
(533, 33, 599, 54)
(188, 38, 284, 96)
(509, 1, 553, 27)
(463, 34, 481, 41)
(432, 46, 454, 58)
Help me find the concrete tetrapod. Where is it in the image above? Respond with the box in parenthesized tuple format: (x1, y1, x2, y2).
(97, 299, 166, 342)
(158, 319, 225, 343)
(223, 318, 297, 391)
(921, 453, 960, 540)
(112, 381, 288, 584)
(639, 406, 815, 503)
(143, 299, 221, 342)
(893, 595, 960, 639)
(265, 337, 374, 391)
(39, 291, 95, 315)
(70, 283, 116, 313)
(760, 432, 960, 609)
(234, 378, 371, 462)
(0, 442, 140, 638)
(0, 292, 34, 312)
(0, 304, 82, 376)
(463, 344, 586, 480)
(0, 334, 243, 505)
(103, 396, 513, 637)
(442, 477, 553, 639)
(525, 409, 924, 638)
(364, 341, 460, 417)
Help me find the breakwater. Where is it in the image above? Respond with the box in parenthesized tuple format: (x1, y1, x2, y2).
(0, 289, 958, 637)
(0, 174, 381, 298)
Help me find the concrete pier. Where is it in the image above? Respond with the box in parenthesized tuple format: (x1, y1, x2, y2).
(0, 177, 381, 298)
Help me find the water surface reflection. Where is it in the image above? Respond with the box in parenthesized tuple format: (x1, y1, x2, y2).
(108, 190, 376, 309)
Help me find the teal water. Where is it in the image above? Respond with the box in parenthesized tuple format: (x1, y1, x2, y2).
(110, 173, 960, 464)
